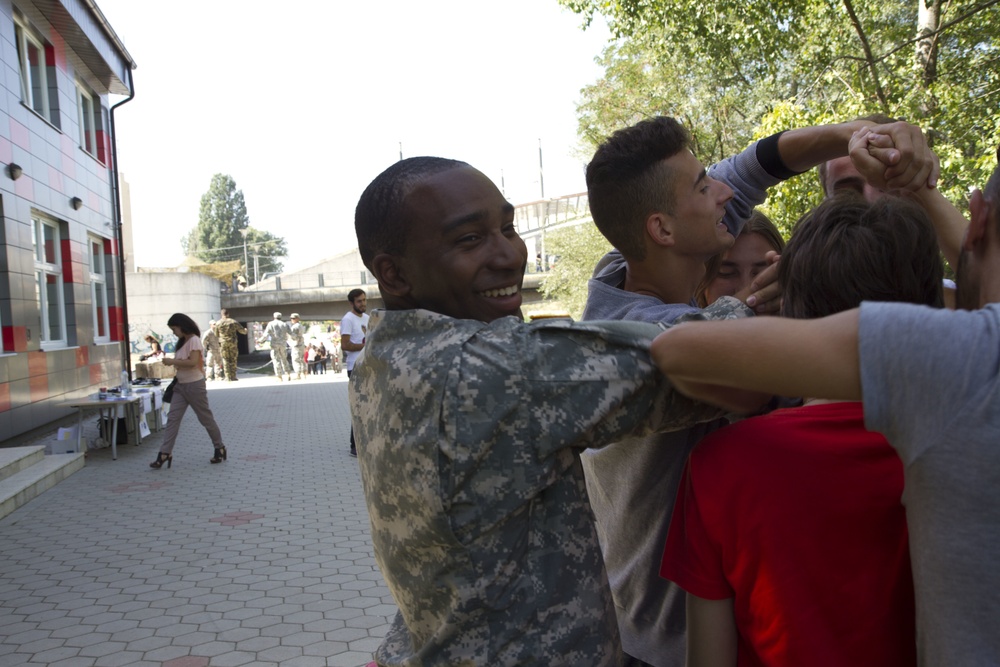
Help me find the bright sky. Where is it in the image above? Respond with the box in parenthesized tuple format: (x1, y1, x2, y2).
(96, 0, 612, 273)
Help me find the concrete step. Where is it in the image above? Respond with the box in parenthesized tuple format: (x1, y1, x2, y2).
(0, 450, 86, 520)
(0, 445, 46, 482)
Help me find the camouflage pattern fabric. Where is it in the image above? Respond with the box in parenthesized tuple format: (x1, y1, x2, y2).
(351, 309, 725, 666)
(202, 329, 224, 380)
(215, 316, 247, 381)
(288, 321, 307, 375)
(263, 319, 292, 376)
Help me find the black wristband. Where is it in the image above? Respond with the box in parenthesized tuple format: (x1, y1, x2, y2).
(756, 131, 805, 180)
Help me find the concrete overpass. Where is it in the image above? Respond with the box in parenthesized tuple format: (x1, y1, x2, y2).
(221, 192, 591, 322)
(220, 274, 550, 322)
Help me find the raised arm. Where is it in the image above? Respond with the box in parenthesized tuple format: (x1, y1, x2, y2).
(852, 129, 966, 270)
(775, 120, 874, 172)
(778, 120, 937, 191)
(651, 310, 862, 410)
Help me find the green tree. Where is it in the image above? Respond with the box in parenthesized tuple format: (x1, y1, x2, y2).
(182, 173, 286, 282)
(538, 224, 612, 319)
(242, 227, 287, 282)
(563, 0, 1000, 236)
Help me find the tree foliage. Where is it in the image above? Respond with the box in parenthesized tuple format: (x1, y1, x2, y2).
(182, 174, 286, 282)
(242, 227, 287, 281)
(538, 224, 613, 319)
(563, 0, 1000, 238)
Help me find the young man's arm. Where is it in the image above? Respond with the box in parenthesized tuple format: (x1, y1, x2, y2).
(910, 186, 967, 272)
(341, 319, 365, 352)
(775, 120, 937, 191)
(738, 120, 935, 312)
(341, 336, 364, 352)
(687, 595, 738, 667)
(651, 310, 862, 410)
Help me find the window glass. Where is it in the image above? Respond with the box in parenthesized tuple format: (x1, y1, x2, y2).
(33, 215, 67, 348)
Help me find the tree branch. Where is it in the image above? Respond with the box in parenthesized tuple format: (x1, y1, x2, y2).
(878, 0, 1000, 61)
(842, 0, 890, 111)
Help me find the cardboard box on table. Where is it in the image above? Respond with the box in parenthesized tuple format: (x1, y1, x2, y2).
(134, 361, 176, 379)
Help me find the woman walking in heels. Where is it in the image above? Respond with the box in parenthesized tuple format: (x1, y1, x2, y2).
(150, 313, 227, 469)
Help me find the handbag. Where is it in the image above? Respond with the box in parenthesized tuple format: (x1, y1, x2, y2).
(162, 378, 178, 404)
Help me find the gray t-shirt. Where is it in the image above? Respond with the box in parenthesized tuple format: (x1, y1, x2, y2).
(860, 301, 1000, 666)
(580, 137, 784, 665)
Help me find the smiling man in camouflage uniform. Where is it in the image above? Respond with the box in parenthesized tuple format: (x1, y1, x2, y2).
(351, 157, 764, 666)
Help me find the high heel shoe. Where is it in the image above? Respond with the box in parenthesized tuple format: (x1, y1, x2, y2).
(150, 452, 172, 469)
(210, 446, 227, 464)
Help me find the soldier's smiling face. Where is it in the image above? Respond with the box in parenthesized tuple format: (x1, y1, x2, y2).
(397, 166, 527, 323)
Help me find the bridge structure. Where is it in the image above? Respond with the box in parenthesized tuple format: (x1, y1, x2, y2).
(221, 192, 593, 322)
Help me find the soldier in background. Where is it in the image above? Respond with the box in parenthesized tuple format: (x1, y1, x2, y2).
(258, 312, 293, 382)
(288, 313, 307, 380)
(202, 320, 224, 381)
(214, 308, 247, 382)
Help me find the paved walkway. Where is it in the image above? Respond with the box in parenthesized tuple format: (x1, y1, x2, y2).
(0, 370, 393, 667)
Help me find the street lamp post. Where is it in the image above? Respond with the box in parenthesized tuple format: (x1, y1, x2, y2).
(239, 228, 249, 285)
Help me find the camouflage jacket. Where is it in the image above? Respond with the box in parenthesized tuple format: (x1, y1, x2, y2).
(202, 329, 222, 356)
(262, 319, 291, 346)
(351, 309, 725, 666)
(288, 321, 306, 348)
(215, 317, 246, 345)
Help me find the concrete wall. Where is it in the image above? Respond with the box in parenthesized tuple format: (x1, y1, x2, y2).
(126, 271, 223, 355)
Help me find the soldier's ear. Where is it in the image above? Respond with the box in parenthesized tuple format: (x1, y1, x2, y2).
(372, 254, 411, 298)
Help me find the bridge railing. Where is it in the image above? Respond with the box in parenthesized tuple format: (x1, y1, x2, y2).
(514, 193, 590, 234)
(241, 270, 378, 293)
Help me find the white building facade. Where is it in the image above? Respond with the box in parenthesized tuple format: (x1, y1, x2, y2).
(0, 0, 134, 442)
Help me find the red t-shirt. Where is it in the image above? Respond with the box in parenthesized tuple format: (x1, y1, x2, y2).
(661, 402, 915, 667)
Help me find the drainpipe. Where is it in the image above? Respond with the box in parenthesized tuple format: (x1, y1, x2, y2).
(110, 66, 135, 379)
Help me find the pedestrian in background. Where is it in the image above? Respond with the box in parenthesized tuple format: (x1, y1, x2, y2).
(288, 313, 307, 380)
(215, 308, 247, 381)
(151, 313, 228, 469)
(258, 312, 293, 382)
(202, 320, 224, 381)
(341, 289, 368, 457)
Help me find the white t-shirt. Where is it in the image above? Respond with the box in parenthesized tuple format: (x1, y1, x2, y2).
(341, 310, 369, 372)
(174, 336, 206, 383)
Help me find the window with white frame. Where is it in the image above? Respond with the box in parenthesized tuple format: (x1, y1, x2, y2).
(14, 11, 59, 127)
(90, 237, 110, 342)
(32, 216, 67, 348)
(77, 83, 100, 159)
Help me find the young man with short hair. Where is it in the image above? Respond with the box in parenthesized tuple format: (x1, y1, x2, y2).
(341, 289, 368, 457)
(350, 156, 762, 667)
(651, 149, 1000, 667)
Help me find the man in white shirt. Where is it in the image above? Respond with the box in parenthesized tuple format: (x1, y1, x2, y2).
(341, 289, 369, 457)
